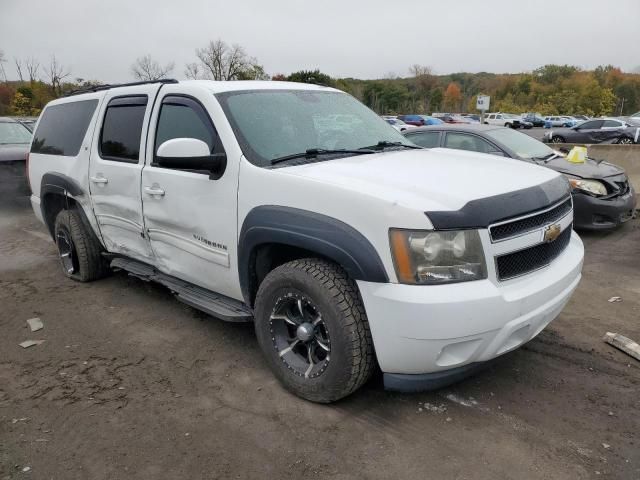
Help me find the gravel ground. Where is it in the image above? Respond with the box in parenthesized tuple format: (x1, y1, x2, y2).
(1, 194, 639, 480)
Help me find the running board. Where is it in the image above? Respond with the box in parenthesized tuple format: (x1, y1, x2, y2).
(110, 257, 253, 323)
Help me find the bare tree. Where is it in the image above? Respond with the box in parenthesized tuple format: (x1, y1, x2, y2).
(0, 50, 7, 82)
(184, 62, 202, 80)
(14, 57, 24, 81)
(25, 57, 40, 83)
(195, 39, 257, 81)
(409, 64, 437, 112)
(131, 54, 174, 81)
(45, 55, 71, 95)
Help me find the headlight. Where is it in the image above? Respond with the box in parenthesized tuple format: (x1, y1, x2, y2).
(389, 229, 487, 285)
(568, 178, 607, 196)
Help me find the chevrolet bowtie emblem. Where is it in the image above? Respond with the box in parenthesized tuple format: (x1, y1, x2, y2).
(543, 224, 562, 243)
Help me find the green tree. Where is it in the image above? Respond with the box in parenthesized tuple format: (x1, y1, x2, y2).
(286, 69, 334, 87)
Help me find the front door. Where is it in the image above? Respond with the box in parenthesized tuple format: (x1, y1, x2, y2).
(141, 85, 241, 300)
(88, 85, 161, 262)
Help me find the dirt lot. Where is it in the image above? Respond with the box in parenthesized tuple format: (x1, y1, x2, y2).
(1, 194, 639, 480)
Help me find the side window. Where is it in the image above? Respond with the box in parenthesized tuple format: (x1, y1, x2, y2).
(444, 133, 496, 154)
(602, 120, 621, 128)
(408, 131, 441, 148)
(155, 95, 219, 157)
(31, 100, 98, 156)
(99, 96, 148, 163)
(580, 120, 603, 129)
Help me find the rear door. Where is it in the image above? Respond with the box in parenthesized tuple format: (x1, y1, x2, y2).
(570, 120, 604, 142)
(88, 85, 162, 262)
(140, 84, 241, 299)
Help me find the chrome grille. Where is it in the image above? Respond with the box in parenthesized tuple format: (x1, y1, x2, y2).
(495, 225, 572, 281)
(490, 197, 572, 242)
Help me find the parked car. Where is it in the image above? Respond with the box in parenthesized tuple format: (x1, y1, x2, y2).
(522, 114, 546, 127)
(403, 124, 636, 230)
(28, 79, 583, 402)
(544, 116, 573, 128)
(441, 114, 471, 124)
(0, 117, 32, 196)
(484, 112, 528, 128)
(397, 114, 443, 126)
(543, 118, 640, 144)
(572, 115, 590, 122)
(382, 117, 417, 132)
(462, 114, 480, 123)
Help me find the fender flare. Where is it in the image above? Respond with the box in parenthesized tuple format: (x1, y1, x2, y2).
(39, 172, 87, 237)
(238, 206, 389, 303)
(40, 172, 85, 198)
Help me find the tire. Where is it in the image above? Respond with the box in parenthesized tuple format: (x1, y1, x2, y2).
(617, 136, 633, 145)
(550, 135, 565, 144)
(54, 208, 110, 282)
(254, 258, 375, 403)
(505, 123, 512, 128)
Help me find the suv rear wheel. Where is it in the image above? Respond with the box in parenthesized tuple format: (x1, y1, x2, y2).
(254, 259, 375, 403)
(54, 208, 109, 282)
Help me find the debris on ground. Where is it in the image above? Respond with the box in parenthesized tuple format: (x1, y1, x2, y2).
(22, 466, 31, 472)
(19, 340, 45, 349)
(26, 317, 43, 332)
(608, 296, 622, 303)
(603, 332, 640, 362)
(602, 443, 611, 449)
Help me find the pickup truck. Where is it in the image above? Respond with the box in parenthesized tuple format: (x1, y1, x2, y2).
(28, 79, 584, 402)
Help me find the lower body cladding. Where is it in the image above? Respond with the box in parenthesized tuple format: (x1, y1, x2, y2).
(357, 232, 584, 392)
(572, 188, 637, 230)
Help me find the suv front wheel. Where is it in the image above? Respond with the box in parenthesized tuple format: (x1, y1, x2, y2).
(254, 259, 375, 403)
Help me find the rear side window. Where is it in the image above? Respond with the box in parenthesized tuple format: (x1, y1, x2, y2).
(408, 131, 440, 148)
(155, 96, 217, 155)
(31, 100, 98, 156)
(444, 132, 496, 154)
(100, 96, 148, 163)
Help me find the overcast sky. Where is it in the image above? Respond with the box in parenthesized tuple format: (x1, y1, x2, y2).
(1, 0, 639, 83)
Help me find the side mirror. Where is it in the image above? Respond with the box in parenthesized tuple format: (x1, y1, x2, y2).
(155, 138, 226, 180)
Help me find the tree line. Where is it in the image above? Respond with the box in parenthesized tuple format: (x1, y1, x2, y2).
(1, 42, 639, 118)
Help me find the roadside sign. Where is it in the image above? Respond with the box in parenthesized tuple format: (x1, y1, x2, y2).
(476, 95, 490, 111)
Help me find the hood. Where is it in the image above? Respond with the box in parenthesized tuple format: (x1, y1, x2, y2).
(543, 154, 625, 179)
(281, 147, 559, 212)
(0, 144, 29, 162)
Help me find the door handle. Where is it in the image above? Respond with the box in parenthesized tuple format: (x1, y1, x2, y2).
(144, 185, 165, 197)
(90, 176, 108, 185)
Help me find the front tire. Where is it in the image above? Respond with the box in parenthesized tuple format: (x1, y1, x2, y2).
(254, 259, 375, 403)
(551, 135, 565, 144)
(54, 208, 109, 282)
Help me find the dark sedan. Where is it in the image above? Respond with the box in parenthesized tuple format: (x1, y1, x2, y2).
(403, 124, 637, 230)
(0, 117, 32, 196)
(543, 118, 639, 144)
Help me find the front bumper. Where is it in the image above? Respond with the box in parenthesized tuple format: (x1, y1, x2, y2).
(357, 232, 584, 388)
(572, 188, 637, 230)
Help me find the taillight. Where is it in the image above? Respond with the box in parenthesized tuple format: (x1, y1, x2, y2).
(25, 152, 31, 194)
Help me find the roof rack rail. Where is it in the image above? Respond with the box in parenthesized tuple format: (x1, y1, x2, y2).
(64, 78, 179, 97)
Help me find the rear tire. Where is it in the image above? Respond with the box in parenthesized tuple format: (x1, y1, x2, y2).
(254, 259, 375, 403)
(505, 123, 512, 128)
(617, 136, 633, 144)
(54, 209, 110, 282)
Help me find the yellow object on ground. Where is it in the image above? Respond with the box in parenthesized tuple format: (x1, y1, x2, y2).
(566, 146, 587, 164)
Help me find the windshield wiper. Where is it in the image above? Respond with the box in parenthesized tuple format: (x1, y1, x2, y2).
(360, 141, 422, 151)
(533, 152, 560, 163)
(270, 148, 376, 165)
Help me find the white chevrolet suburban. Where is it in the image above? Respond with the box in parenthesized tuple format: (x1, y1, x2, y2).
(28, 80, 584, 402)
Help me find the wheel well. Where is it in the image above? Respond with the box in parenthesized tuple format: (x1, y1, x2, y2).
(247, 243, 332, 307)
(41, 192, 77, 238)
